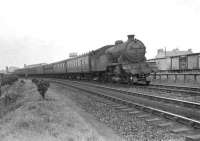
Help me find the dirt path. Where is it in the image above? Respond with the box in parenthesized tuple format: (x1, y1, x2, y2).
(0, 80, 124, 141)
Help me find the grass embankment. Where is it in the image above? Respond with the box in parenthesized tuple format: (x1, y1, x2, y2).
(0, 80, 106, 141)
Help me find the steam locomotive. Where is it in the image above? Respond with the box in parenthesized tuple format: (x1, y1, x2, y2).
(14, 35, 153, 85)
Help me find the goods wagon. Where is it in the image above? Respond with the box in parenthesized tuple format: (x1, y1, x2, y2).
(171, 56, 179, 70)
(148, 53, 200, 72)
(187, 54, 198, 69)
(199, 55, 200, 70)
(179, 56, 187, 70)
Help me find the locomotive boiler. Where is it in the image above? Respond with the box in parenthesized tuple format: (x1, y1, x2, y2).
(105, 35, 146, 63)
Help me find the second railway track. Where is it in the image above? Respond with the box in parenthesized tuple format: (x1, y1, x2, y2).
(137, 84, 200, 96)
(47, 79, 200, 129)
(44, 78, 200, 140)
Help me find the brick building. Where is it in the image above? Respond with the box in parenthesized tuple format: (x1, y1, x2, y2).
(155, 48, 192, 58)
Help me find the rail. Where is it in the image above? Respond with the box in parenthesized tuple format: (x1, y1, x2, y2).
(48, 79, 200, 129)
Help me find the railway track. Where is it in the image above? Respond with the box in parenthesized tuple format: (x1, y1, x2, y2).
(87, 81, 200, 103)
(142, 84, 200, 96)
(79, 81, 200, 109)
(78, 82, 200, 110)
(47, 78, 200, 140)
(150, 84, 200, 92)
(80, 80, 200, 98)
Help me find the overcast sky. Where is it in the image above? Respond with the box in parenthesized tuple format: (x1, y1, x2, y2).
(0, 0, 200, 69)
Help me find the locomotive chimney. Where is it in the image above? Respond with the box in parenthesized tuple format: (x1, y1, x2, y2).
(127, 35, 135, 41)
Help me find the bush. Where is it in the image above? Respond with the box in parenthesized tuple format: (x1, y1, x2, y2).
(32, 79, 50, 99)
(20, 80, 25, 84)
(1, 75, 18, 86)
(32, 78, 39, 85)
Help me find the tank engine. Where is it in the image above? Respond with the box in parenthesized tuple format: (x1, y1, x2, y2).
(103, 35, 151, 84)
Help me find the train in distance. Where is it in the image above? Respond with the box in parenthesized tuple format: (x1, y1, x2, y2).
(14, 35, 156, 85)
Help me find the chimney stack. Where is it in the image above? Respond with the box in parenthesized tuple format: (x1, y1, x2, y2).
(127, 35, 135, 41)
(6, 66, 9, 73)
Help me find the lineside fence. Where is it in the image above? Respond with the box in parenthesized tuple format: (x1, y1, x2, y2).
(150, 72, 200, 84)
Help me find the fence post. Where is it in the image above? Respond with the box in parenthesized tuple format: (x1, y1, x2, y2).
(174, 74, 177, 82)
(184, 74, 186, 83)
(194, 74, 197, 83)
(153, 72, 156, 80)
(166, 74, 169, 82)
(159, 74, 161, 82)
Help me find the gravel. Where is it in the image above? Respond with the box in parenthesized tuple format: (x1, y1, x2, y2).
(65, 86, 185, 141)
(126, 87, 200, 103)
(80, 81, 200, 103)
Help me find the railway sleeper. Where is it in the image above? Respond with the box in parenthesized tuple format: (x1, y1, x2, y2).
(191, 122, 200, 129)
(151, 110, 165, 116)
(171, 126, 191, 134)
(186, 134, 200, 141)
(176, 118, 194, 127)
(163, 113, 177, 121)
(142, 107, 153, 113)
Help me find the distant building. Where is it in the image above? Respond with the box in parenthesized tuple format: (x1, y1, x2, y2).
(0, 69, 6, 74)
(8, 66, 20, 73)
(0, 73, 4, 79)
(5, 66, 20, 73)
(155, 48, 192, 58)
(24, 63, 47, 68)
(6, 66, 9, 73)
